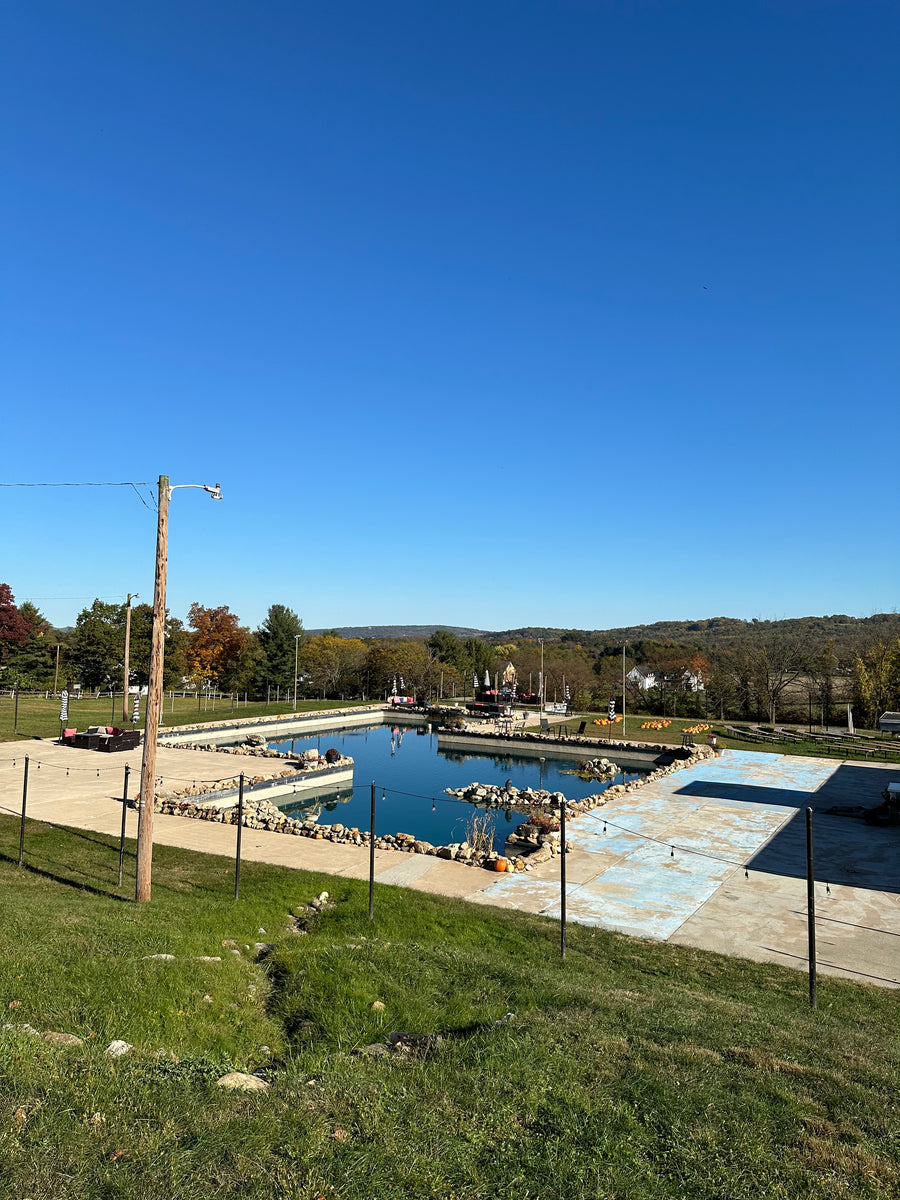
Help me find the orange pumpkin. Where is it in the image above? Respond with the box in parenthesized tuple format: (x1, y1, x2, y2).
(493, 857, 508, 872)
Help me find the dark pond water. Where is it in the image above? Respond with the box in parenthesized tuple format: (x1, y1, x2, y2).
(264, 722, 649, 852)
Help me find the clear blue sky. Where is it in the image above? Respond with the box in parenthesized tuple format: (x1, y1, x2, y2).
(3, 1, 898, 634)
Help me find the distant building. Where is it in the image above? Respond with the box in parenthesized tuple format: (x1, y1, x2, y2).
(626, 666, 657, 690)
(682, 670, 705, 693)
(879, 712, 900, 733)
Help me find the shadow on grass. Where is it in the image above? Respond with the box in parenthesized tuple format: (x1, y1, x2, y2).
(0, 850, 132, 902)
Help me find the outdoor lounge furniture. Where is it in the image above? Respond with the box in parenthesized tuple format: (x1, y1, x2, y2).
(63, 726, 141, 752)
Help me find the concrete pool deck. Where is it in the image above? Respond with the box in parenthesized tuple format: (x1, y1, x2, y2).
(1, 741, 897, 988)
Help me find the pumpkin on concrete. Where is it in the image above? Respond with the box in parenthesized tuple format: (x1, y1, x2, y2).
(493, 857, 508, 872)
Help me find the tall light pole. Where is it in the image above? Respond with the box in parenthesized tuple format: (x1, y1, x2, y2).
(122, 592, 138, 722)
(135, 475, 221, 902)
(539, 638, 544, 714)
(293, 634, 301, 709)
(622, 641, 627, 738)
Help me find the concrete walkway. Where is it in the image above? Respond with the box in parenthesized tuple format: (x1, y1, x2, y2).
(1, 740, 897, 988)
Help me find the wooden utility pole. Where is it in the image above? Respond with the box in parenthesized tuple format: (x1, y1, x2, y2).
(122, 593, 135, 723)
(135, 476, 169, 902)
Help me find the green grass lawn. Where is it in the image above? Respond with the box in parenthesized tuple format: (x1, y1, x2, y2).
(569, 712, 716, 747)
(0, 695, 373, 743)
(1, 813, 898, 1199)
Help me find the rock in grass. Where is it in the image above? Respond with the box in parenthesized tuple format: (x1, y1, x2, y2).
(371, 1000, 385, 1012)
(142, 953, 176, 961)
(216, 1071, 269, 1092)
(387, 1031, 443, 1056)
(105, 1040, 134, 1057)
(2, 1022, 40, 1036)
(43, 1031, 84, 1045)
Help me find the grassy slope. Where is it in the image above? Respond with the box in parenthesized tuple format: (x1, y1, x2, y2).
(1, 814, 898, 1200)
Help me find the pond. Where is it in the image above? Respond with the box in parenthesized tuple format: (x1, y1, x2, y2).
(262, 722, 650, 853)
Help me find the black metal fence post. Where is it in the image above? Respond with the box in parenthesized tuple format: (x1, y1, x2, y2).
(560, 797, 567, 959)
(369, 781, 376, 921)
(234, 773, 245, 901)
(18, 756, 29, 866)
(117, 764, 131, 887)
(806, 807, 817, 1009)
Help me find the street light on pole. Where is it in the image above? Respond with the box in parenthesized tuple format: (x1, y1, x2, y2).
(122, 592, 139, 723)
(293, 634, 301, 710)
(539, 638, 544, 714)
(135, 476, 222, 903)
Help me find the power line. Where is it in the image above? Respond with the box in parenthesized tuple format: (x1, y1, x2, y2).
(0, 481, 154, 487)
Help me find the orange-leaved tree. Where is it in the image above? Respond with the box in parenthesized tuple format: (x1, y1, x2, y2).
(186, 603, 248, 692)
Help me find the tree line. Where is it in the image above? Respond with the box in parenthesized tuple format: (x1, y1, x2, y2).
(1, 582, 899, 728)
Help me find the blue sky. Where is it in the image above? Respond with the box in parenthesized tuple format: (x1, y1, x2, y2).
(3, 1, 898, 634)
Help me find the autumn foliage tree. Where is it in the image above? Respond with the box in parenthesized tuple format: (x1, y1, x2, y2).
(0, 583, 30, 665)
(186, 603, 248, 691)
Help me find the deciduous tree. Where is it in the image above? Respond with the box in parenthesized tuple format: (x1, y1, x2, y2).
(70, 600, 122, 691)
(854, 641, 899, 728)
(0, 584, 29, 665)
(186, 603, 247, 690)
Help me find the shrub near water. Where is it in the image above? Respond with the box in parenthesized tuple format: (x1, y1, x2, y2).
(1, 813, 899, 1199)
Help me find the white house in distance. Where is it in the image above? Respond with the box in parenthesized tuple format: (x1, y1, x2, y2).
(626, 666, 658, 690)
(626, 666, 704, 692)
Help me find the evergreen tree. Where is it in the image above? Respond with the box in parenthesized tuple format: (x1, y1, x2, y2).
(257, 604, 305, 692)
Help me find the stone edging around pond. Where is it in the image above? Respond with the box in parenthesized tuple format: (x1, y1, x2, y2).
(440, 725, 687, 759)
(147, 741, 718, 874)
(132, 755, 354, 807)
(158, 704, 385, 739)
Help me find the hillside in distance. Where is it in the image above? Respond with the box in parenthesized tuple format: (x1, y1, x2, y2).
(309, 613, 900, 661)
(307, 624, 488, 640)
(489, 612, 900, 658)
